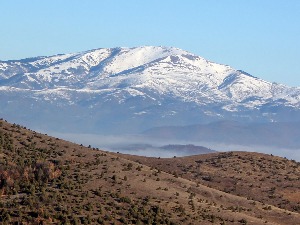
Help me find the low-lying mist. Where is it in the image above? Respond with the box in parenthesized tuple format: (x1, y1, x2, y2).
(48, 132, 300, 162)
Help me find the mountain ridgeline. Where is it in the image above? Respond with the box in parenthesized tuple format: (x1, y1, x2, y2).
(1, 46, 300, 136)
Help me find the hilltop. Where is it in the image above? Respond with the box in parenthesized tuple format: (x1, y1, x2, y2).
(122, 151, 300, 214)
(0, 119, 300, 224)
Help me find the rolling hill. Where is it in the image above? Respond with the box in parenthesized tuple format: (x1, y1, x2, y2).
(1, 119, 300, 224)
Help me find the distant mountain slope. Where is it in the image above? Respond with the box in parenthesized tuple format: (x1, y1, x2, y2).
(1, 46, 300, 134)
(1, 118, 300, 224)
(160, 144, 216, 154)
(110, 143, 216, 157)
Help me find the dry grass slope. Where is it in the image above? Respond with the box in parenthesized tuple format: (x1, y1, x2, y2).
(0, 118, 300, 224)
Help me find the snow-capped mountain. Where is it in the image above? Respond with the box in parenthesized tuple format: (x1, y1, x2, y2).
(1, 46, 300, 134)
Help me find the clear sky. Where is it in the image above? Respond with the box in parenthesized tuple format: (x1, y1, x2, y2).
(1, 0, 300, 86)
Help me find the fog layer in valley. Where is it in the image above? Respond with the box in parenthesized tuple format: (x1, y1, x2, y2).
(48, 132, 300, 162)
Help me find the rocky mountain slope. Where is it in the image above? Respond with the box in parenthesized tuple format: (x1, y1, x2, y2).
(1, 46, 300, 135)
(1, 118, 300, 224)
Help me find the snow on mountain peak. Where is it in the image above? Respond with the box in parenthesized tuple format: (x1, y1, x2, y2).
(0, 46, 300, 133)
(0, 46, 300, 129)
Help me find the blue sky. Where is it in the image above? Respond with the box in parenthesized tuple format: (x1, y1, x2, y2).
(1, 0, 300, 86)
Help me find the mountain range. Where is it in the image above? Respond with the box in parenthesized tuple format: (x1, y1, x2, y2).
(1, 46, 300, 153)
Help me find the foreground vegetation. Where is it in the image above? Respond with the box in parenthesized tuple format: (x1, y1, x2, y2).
(124, 151, 300, 214)
(1, 119, 300, 224)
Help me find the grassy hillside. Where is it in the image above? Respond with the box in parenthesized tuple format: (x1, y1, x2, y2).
(122, 152, 300, 214)
(0, 119, 300, 224)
